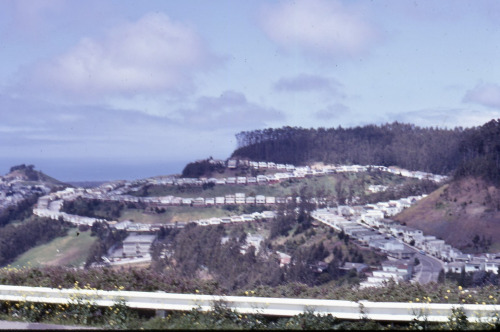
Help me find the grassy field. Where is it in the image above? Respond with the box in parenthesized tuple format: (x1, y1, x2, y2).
(118, 205, 266, 224)
(11, 230, 96, 268)
(133, 171, 412, 199)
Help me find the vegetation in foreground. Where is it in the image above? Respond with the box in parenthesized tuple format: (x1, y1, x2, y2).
(1, 269, 500, 330)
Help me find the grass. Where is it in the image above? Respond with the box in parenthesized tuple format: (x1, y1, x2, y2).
(119, 206, 239, 224)
(133, 173, 376, 198)
(11, 230, 96, 268)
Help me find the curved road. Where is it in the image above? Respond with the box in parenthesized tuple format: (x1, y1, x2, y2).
(408, 246, 444, 284)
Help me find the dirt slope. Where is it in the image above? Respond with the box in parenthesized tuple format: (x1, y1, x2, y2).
(394, 177, 500, 253)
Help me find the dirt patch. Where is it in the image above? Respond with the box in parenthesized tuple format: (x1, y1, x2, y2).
(395, 177, 500, 252)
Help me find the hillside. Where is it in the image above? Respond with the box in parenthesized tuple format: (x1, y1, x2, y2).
(232, 122, 466, 174)
(394, 177, 500, 253)
(3, 164, 67, 187)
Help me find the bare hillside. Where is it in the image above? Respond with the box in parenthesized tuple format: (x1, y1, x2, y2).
(394, 177, 500, 253)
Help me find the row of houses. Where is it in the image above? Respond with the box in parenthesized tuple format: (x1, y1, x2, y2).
(126, 161, 448, 190)
(227, 160, 448, 183)
(85, 192, 294, 206)
(312, 205, 417, 261)
(443, 253, 500, 275)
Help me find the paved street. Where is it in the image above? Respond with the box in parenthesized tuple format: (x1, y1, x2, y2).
(0, 320, 99, 330)
(412, 249, 444, 284)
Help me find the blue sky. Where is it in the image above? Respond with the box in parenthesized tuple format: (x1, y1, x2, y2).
(1, 0, 500, 181)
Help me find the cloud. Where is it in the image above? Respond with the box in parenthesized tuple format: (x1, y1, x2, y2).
(273, 74, 343, 95)
(315, 103, 350, 120)
(260, 0, 378, 58)
(176, 91, 285, 129)
(0, 93, 249, 179)
(20, 12, 220, 99)
(463, 82, 500, 109)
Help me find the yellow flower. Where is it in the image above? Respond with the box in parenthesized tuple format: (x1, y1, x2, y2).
(245, 291, 249, 295)
(458, 286, 463, 291)
(483, 302, 486, 305)
(444, 296, 448, 299)
(195, 289, 199, 293)
(462, 299, 465, 303)
(416, 298, 420, 302)
(490, 295, 494, 299)
(447, 289, 450, 293)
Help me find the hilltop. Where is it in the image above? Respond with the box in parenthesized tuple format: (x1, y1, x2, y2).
(3, 164, 67, 187)
(394, 176, 500, 253)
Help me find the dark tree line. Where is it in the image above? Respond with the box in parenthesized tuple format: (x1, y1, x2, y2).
(455, 119, 500, 185)
(233, 122, 467, 175)
(0, 193, 40, 227)
(62, 198, 127, 220)
(182, 158, 225, 178)
(0, 217, 69, 266)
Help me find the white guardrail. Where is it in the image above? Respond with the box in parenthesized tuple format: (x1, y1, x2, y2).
(0, 285, 499, 322)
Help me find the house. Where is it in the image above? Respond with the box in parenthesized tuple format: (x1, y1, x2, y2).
(230, 216, 243, 223)
(465, 260, 485, 273)
(226, 177, 236, 185)
(216, 178, 226, 185)
(256, 195, 266, 204)
(209, 218, 222, 225)
(225, 195, 236, 204)
(160, 196, 173, 204)
(181, 198, 193, 205)
(341, 262, 370, 274)
(381, 260, 414, 281)
(276, 251, 291, 267)
(215, 196, 225, 205)
(256, 175, 268, 184)
(241, 214, 255, 222)
(247, 177, 257, 185)
(265, 196, 276, 204)
(237, 177, 247, 185)
(485, 260, 500, 274)
(227, 159, 238, 169)
(205, 198, 215, 206)
(122, 234, 156, 257)
(192, 197, 205, 207)
(444, 262, 465, 274)
(246, 196, 256, 204)
(235, 193, 246, 204)
(267, 175, 279, 184)
(261, 211, 276, 219)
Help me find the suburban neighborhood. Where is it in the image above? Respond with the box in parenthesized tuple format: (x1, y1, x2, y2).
(2, 159, 497, 286)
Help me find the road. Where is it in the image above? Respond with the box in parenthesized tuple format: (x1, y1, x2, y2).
(0, 320, 98, 330)
(409, 247, 444, 284)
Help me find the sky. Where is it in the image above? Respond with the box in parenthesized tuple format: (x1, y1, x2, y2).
(1, 0, 500, 181)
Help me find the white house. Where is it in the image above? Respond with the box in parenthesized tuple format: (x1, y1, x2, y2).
(123, 234, 156, 257)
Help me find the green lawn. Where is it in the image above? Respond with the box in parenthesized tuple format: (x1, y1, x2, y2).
(119, 206, 248, 224)
(11, 230, 96, 268)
